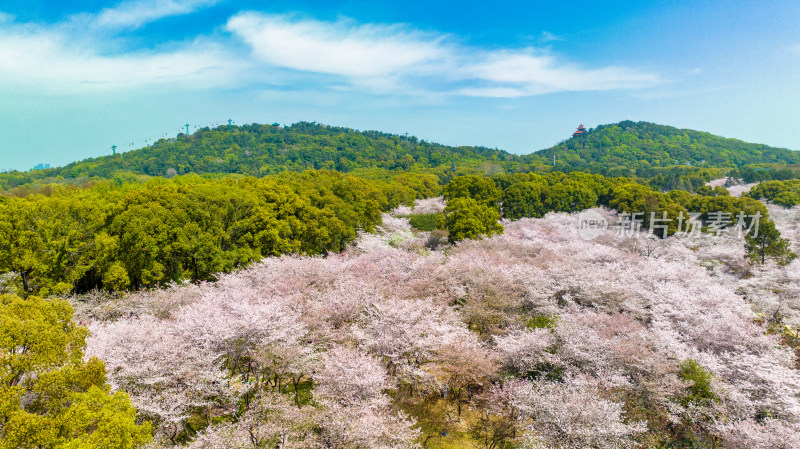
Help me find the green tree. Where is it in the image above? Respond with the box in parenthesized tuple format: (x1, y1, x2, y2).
(502, 181, 547, 219)
(0, 196, 105, 297)
(443, 175, 502, 209)
(102, 263, 130, 292)
(745, 219, 797, 266)
(439, 198, 503, 244)
(773, 191, 800, 208)
(678, 359, 718, 406)
(0, 294, 151, 448)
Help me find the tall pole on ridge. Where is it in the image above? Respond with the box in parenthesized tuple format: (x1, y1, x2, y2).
(185, 123, 190, 135)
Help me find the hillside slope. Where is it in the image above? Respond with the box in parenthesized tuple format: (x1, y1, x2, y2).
(4, 120, 799, 192)
(534, 120, 800, 177)
(78, 209, 800, 448)
(0, 122, 519, 190)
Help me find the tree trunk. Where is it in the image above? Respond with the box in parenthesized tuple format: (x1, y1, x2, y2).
(292, 376, 302, 407)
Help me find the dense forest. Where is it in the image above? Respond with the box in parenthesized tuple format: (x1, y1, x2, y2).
(441, 172, 782, 261)
(3, 169, 789, 298)
(532, 120, 800, 188)
(0, 122, 519, 192)
(0, 170, 438, 296)
(746, 179, 800, 207)
(3, 120, 799, 194)
(1, 121, 796, 298)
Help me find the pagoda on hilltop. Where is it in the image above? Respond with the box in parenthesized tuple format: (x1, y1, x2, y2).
(572, 124, 587, 137)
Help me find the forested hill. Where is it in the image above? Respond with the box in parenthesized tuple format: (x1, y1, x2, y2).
(534, 120, 800, 177)
(1, 122, 520, 190)
(4, 120, 800, 192)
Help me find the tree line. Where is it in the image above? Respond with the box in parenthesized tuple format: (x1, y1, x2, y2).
(746, 179, 800, 207)
(438, 173, 795, 265)
(0, 170, 439, 296)
(3, 167, 793, 298)
(4, 120, 799, 195)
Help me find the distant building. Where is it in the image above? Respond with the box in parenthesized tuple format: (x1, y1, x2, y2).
(32, 163, 50, 170)
(572, 124, 587, 137)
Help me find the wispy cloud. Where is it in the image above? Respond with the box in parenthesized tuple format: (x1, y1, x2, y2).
(0, 12, 14, 23)
(460, 50, 658, 96)
(631, 84, 734, 101)
(541, 31, 563, 42)
(0, 8, 660, 97)
(93, 0, 221, 29)
(226, 13, 448, 79)
(0, 26, 242, 92)
(228, 12, 660, 97)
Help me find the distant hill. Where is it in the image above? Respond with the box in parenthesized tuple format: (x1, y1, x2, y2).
(0, 122, 522, 191)
(534, 120, 800, 177)
(3, 120, 799, 193)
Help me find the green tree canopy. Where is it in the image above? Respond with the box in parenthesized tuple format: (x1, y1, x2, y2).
(0, 294, 151, 448)
(443, 175, 502, 209)
(745, 219, 797, 266)
(438, 198, 503, 244)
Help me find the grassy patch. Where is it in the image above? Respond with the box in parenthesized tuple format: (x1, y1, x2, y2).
(285, 379, 315, 406)
(526, 313, 559, 330)
(396, 394, 482, 448)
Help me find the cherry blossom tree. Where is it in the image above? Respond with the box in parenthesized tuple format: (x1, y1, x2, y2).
(82, 205, 800, 448)
(314, 346, 420, 449)
(352, 298, 468, 388)
(188, 393, 318, 449)
(432, 339, 498, 418)
(509, 376, 647, 449)
(87, 280, 307, 441)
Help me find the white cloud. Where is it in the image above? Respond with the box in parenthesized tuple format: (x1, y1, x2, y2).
(0, 1, 243, 93)
(541, 31, 563, 42)
(93, 0, 221, 29)
(0, 12, 14, 23)
(228, 12, 660, 97)
(0, 26, 243, 92)
(0, 9, 660, 98)
(226, 13, 448, 79)
(462, 51, 659, 95)
(455, 87, 529, 98)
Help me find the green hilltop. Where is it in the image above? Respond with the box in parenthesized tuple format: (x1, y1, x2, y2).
(534, 120, 800, 182)
(0, 122, 519, 192)
(2, 120, 799, 193)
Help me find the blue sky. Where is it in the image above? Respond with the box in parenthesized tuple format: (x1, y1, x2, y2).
(0, 0, 798, 171)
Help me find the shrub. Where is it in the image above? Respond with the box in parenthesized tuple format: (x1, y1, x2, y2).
(407, 213, 441, 231)
(678, 359, 718, 406)
(773, 191, 800, 208)
(103, 263, 130, 291)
